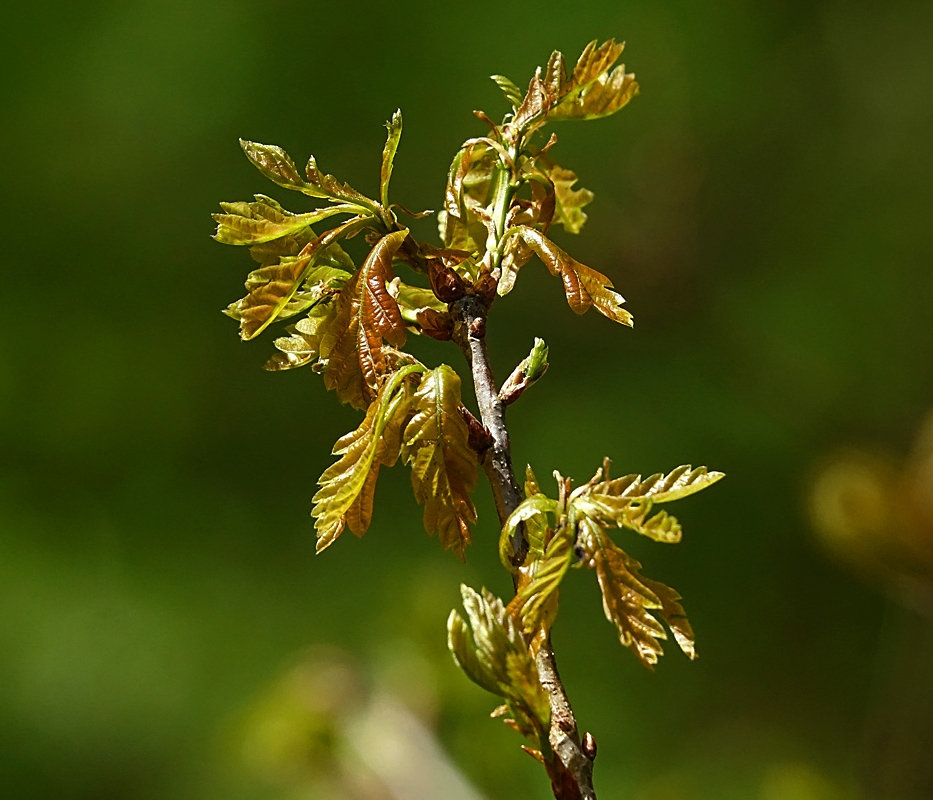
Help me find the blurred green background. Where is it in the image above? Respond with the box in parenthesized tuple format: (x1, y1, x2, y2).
(3, 1, 933, 798)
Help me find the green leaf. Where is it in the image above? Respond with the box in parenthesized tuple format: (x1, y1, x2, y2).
(311, 365, 422, 552)
(320, 229, 410, 409)
(239, 139, 305, 188)
(380, 110, 403, 210)
(263, 299, 339, 371)
(598, 464, 726, 504)
(490, 74, 524, 108)
(509, 521, 575, 636)
(508, 226, 633, 326)
(448, 585, 550, 743)
(402, 366, 478, 560)
(225, 218, 363, 340)
(499, 494, 557, 570)
(213, 194, 359, 245)
(576, 519, 693, 668)
(240, 139, 378, 212)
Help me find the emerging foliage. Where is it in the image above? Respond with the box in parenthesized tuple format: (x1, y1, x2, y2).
(214, 38, 722, 800)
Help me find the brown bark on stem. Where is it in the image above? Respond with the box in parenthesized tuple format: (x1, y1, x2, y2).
(450, 292, 597, 800)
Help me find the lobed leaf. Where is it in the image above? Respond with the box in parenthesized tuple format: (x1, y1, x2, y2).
(263, 299, 339, 371)
(320, 229, 410, 409)
(547, 39, 639, 122)
(508, 226, 633, 326)
(509, 521, 575, 636)
(597, 464, 726, 504)
(311, 366, 421, 552)
(224, 218, 362, 340)
(577, 519, 693, 668)
(532, 156, 594, 234)
(213, 194, 358, 245)
(499, 494, 557, 570)
(402, 366, 478, 560)
(240, 139, 377, 212)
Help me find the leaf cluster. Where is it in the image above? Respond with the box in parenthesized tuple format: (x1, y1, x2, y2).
(214, 40, 643, 559)
(213, 39, 724, 784)
(501, 460, 724, 668)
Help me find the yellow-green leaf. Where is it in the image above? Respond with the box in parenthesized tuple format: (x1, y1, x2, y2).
(380, 110, 403, 210)
(225, 218, 362, 341)
(448, 585, 550, 744)
(311, 366, 420, 552)
(402, 366, 478, 560)
(213, 194, 358, 245)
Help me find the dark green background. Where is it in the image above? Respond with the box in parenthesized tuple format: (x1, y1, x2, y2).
(3, 1, 932, 798)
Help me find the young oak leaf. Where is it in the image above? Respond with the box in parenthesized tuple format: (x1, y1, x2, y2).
(506, 226, 633, 326)
(532, 155, 594, 235)
(213, 194, 359, 245)
(320, 229, 409, 409)
(312, 366, 419, 553)
(546, 39, 639, 122)
(448, 585, 550, 744)
(402, 366, 478, 561)
(596, 463, 726, 504)
(380, 110, 403, 210)
(576, 518, 695, 668)
(263, 298, 340, 372)
(239, 139, 377, 213)
(224, 218, 363, 341)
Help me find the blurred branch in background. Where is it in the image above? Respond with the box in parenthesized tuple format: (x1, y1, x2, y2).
(234, 646, 488, 800)
(809, 409, 933, 799)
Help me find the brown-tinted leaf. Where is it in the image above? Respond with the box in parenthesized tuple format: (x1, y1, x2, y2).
(311, 367, 419, 552)
(548, 39, 639, 122)
(577, 519, 692, 668)
(510, 226, 633, 325)
(533, 156, 594, 234)
(320, 229, 409, 409)
(225, 218, 363, 340)
(402, 366, 478, 560)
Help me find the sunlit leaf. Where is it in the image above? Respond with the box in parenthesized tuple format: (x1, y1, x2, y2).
(402, 366, 478, 560)
(490, 74, 524, 108)
(508, 226, 633, 326)
(576, 519, 693, 668)
(499, 494, 557, 569)
(547, 39, 639, 122)
(225, 218, 363, 340)
(213, 194, 358, 245)
(263, 299, 339, 371)
(533, 156, 594, 234)
(320, 229, 410, 409)
(311, 366, 421, 552)
(239, 139, 378, 212)
(509, 521, 575, 636)
(448, 585, 550, 743)
(598, 464, 726, 504)
(380, 110, 403, 210)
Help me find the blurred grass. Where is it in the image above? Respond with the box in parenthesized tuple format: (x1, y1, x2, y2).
(2, 1, 932, 798)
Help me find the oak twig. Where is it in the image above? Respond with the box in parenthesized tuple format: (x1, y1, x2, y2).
(451, 292, 597, 800)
